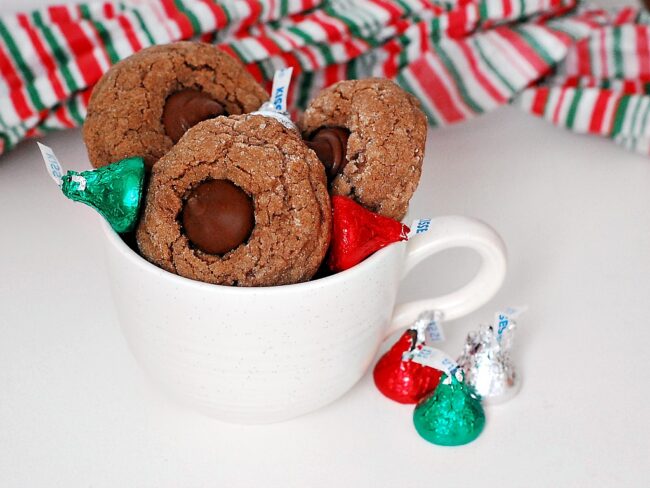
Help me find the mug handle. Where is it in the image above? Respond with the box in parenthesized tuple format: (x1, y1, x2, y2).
(386, 216, 507, 335)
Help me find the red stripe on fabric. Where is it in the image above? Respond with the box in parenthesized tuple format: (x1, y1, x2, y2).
(244, 0, 263, 28)
(343, 38, 365, 60)
(531, 87, 550, 116)
(117, 14, 144, 52)
(25, 127, 43, 138)
(244, 62, 265, 84)
(371, 0, 403, 20)
(495, 28, 549, 74)
(160, 0, 193, 39)
(0, 44, 33, 118)
(204, 1, 228, 29)
(56, 17, 104, 85)
(103, 3, 114, 18)
(80, 87, 92, 107)
(313, 11, 346, 43)
(575, 38, 591, 77)
(324, 64, 340, 87)
(599, 28, 609, 79)
(637, 27, 650, 80)
(457, 39, 507, 104)
(410, 56, 465, 123)
(447, 6, 468, 38)
(54, 105, 75, 128)
(552, 88, 567, 124)
(17, 14, 67, 100)
(589, 90, 612, 133)
(622, 80, 636, 94)
(76, 5, 112, 67)
(47, 5, 72, 24)
(255, 33, 283, 56)
(382, 39, 400, 79)
(502, 0, 513, 18)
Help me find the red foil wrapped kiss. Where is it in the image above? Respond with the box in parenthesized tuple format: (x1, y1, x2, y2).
(327, 196, 409, 272)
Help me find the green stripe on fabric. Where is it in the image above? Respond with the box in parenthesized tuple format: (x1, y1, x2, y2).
(315, 43, 336, 66)
(280, 0, 290, 17)
(296, 71, 313, 109)
(478, 0, 489, 22)
(434, 44, 484, 114)
(0, 20, 45, 110)
(324, 3, 363, 40)
(67, 96, 85, 125)
(393, 0, 413, 15)
(79, 5, 120, 63)
(131, 10, 156, 45)
(612, 28, 624, 79)
(565, 89, 583, 129)
(346, 57, 358, 79)
(515, 27, 556, 67)
(610, 96, 631, 137)
(32, 12, 78, 92)
(287, 26, 315, 46)
(474, 38, 517, 95)
(227, 43, 248, 64)
(174, 0, 201, 35)
(396, 72, 438, 127)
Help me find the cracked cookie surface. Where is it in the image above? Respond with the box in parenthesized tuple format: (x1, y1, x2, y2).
(83, 42, 268, 170)
(136, 115, 332, 287)
(300, 79, 427, 221)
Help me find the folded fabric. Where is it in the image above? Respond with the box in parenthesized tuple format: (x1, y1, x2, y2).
(0, 0, 648, 158)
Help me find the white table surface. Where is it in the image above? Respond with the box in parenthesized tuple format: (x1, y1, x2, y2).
(2, 2, 650, 486)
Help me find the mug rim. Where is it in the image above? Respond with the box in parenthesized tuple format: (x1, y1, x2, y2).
(101, 219, 403, 295)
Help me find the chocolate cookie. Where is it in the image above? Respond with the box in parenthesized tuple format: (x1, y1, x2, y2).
(83, 42, 268, 170)
(136, 114, 332, 287)
(300, 79, 427, 221)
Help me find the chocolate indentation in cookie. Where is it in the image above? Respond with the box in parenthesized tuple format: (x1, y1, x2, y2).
(305, 127, 350, 179)
(181, 179, 254, 255)
(163, 89, 225, 143)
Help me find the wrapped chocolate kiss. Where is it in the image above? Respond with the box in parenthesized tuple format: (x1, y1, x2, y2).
(411, 348, 485, 446)
(457, 307, 527, 404)
(39, 142, 144, 233)
(251, 67, 297, 131)
(373, 310, 445, 404)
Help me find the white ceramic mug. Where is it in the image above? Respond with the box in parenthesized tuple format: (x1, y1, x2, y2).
(102, 215, 507, 424)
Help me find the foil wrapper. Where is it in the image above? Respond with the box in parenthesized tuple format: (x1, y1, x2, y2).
(457, 312, 521, 404)
(373, 310, 444, 404)
(413, 370, 485, 446)
(251, 67, 298, 131)
(61, 157, 145, 233)
(251, 103, 297, 131)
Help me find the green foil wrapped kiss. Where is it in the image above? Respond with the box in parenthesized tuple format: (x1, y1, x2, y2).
(61, 157, 145, 233)
(413, 371, 485, 446)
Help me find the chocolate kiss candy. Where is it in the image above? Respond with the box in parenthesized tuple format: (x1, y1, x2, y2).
(373, 329, 443, 404)
(182, 179, 255, 255)
(163, 89, 225, 143)
(61, 157, 145, 233)
(328, 195, 409, 272)
(305, 127, 350, 179)
(413, 372, 485, 446)
(457, 320, 521, 404)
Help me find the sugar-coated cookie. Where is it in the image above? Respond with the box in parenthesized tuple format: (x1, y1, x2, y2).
(136, 115, 331, 287)
(83, 42, 268, 170)
(301, 79, 427, 221)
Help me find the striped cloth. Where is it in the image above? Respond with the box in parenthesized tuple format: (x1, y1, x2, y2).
(0, 0, 648, 157)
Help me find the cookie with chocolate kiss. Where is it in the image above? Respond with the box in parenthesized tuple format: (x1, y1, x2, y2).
(136, 115, 331, 287)
(83, 42, 267, 170)
(300, 79, 427, 221)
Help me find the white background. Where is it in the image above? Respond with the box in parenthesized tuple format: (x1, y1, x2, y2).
(1, 1, 649, 487)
